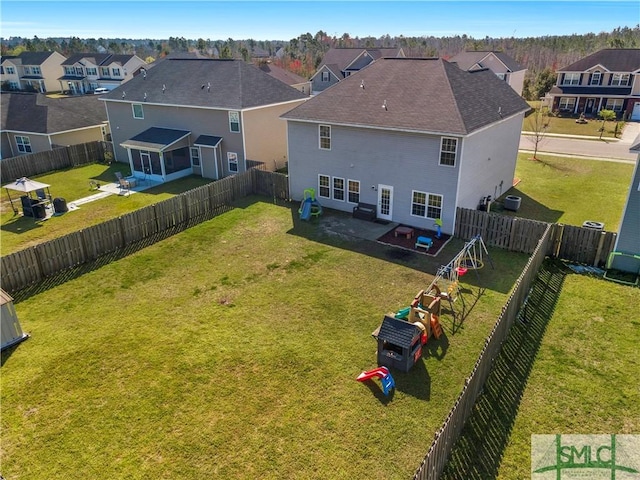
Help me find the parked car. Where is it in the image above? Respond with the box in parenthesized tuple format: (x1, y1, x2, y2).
(94, 87, 109, 94)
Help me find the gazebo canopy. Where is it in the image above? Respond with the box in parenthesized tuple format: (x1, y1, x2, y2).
(2, 177, 50, 193)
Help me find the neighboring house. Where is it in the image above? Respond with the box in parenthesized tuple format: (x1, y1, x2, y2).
(1, 56, 20, 90)
(257, 62, 311, 96)
(310, 47, 405, 93)
(102, 58, 307, 183)
(0, 92, 109, 159)
(282, 57, 530, 235)
(0, 51, 67, 93)
(609, 135, 640, 273)
(60, 53, 147, 94)
(547, 48, 640, 120)
(449, 50, 527, 96)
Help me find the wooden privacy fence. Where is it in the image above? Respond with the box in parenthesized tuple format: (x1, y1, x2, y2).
(455, 207, 616, 266)
(0, 141, 113, 184)
(0, 168, 289, 294)
(412, 224, 554, 480)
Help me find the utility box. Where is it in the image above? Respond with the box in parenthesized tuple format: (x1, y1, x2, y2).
(373, 315, 423, 373)
(504, 195, 522, 212)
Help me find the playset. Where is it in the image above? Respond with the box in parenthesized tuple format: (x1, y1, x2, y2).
(298, 188, 323, 221)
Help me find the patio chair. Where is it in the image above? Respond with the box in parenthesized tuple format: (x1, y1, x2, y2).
(115, 172, 131, 195)
(35, 188, 51, 202)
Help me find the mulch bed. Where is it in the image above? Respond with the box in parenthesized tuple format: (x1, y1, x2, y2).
(376, 225, 451, 256)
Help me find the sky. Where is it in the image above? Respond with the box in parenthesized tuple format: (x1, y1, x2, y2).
(0, 1, 638, 41)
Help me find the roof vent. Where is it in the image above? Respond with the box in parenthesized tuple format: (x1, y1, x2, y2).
(360, 80, 365, 89)
(144, 92, 147, 101)
(162, 84, 166, 93)
(382, 99, 387, 111)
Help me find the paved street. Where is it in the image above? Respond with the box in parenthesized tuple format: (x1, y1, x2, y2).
(519, 122, 639, 163)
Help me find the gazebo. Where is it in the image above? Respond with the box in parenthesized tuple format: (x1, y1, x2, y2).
(2, 177, 53, 218)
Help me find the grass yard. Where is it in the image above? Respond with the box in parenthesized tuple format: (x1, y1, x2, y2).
(1, 199, 531, 480)
(493, 153, 634, 228)
(442, 261, 640, 479)
(524, 102, 623, 139)
(1, 163, 214, 255)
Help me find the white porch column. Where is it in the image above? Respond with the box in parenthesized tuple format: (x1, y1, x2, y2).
(597, 98, 603, 112)
(159, 152, 167, 180)
(126, 148, 134, 175)
(213, 146, 219, 180)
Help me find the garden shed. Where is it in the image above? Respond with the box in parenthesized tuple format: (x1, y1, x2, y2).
(1, 289, 29, 350)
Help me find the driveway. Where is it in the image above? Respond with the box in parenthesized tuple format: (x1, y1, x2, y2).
(519, 122, 639, 163)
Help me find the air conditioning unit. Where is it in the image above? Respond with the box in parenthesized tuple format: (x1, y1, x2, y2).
(582, 221, 604, 231)
(503, 195, 522, 212)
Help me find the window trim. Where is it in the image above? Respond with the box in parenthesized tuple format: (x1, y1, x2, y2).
(15, 135, 32, 153)
(605, 98, 624, 112)
(411, 190, 443, 220)
(559, 97, 576, 110)
(590, 71, 601, 85)
(319, 125, 331, 150)
(347, 179, 360, 204)
(332, 176, 345, 202)
(439, 137, 457, 167)
(229, 111, 240, 133)
(321, 71, 330, 82)
(190, 147, 201, 166)
(611, 73, 630, 87)
(562, 73, 581, 86)
(318, 174, 330, 199)
(227, 151, 238, 172)
(132, 103, 144, 119)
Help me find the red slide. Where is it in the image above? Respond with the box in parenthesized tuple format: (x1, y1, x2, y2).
(356, 366, 390, 382)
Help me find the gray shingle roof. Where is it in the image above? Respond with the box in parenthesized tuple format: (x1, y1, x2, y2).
(121, 127, 190, 151)
(257, 63, 306, 86)
(378, 316, 420, 348)
(14, 51, 60, 66)
(62, 53, 113, 66)
(101, 58, 306, 109)
(283, 58, 530, 136)
(559, 49, 640, 72)
(318, 48, 402, 74)
(449, 51, 525, 72)
(1, 92, 107, 134)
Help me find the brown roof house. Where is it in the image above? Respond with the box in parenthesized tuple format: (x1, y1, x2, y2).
(257, 62, 311, 96)
(449, 50, 527, 96)
(101, 58, 307, 183)
(282, 57, 530, 235)
(0, 92, 108, 159)
(310, 47, 404, 93)
(547, 48, 640, 120)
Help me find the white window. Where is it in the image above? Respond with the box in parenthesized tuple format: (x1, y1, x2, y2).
(318, 174, 330, 198)
(559, 97, 576, 110)
(319, 125, 331, 150)
(86, 67, 97, 76)
(227, 152, 238, 172)
(321, 71, 330, 82)
(64, 66, 74, 75)
(348, 180, 360, 204)
(605, 99, 624, 112)
(562, 73, 581, 85)
(15, 135, 32, 153)
(190, 147, 201, 166)
(132, 104, 144, 119)
(611, 73, 630, 86)
(439, 137, 457, 166)
(412, 191, 443, 219)
(332, 177, 345, 201)
(101, 67, 110, 76)
(229, 111, 240, 133)
(6, 66, 15, 74)
(32, 66, 41, 75)
(9, 81, 18, 90)
(23, 66, 31, 75)
(590, 71, 601, 85)
(75, 66, 84, 76)
(112, 68, 121, 77)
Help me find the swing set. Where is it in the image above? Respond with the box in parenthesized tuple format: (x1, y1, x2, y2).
(425, 235, 493, 327)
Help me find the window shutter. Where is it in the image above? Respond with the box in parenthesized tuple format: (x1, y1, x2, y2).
(628, 74, 633, 87)
(588, 74, 592, 85)
(608, 75, 613, 86)
(560, 73, 565, 85)
(579, 73, 583, 85)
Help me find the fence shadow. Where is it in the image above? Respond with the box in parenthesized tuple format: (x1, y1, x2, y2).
(493, 190, 563, 225)
(439, 259, 567, 479)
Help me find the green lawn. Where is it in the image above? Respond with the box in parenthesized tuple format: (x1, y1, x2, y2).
(523, 102, 623, 139)
(1, 163, 214, 255)
(1, 200, 531, 480)
(441, 261, 639, 480)
(493, 153, 634, 229)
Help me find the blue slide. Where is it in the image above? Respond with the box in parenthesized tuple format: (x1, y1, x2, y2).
(300, 198, 312, 221)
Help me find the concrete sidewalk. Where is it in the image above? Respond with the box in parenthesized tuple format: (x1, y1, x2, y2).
(522, 121, 640, 144)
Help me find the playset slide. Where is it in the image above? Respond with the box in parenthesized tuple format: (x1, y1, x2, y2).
(300, 198, 312, 220)
(357, 366, 395, 395)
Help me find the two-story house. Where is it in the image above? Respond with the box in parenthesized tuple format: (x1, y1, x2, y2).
(310, 47, 405, 93)
(282, 58, 530, 235)
(102, 58, 307, 183)
(547, 48, 640, 120)
(257, 62, 311, 96)
(0, 51, 67, 93)
(60, 53, 147, 94)
(449, 50, 527, 96)
(0, 92, 109, 158)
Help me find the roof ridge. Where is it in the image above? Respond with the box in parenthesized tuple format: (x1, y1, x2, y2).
(440, 60, 469, 134)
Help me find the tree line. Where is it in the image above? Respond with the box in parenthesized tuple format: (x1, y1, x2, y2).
(2, 25, 638, 100)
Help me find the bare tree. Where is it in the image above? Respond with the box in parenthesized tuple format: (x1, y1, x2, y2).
(598, 109, 616, 139)
(524, 102, 551, 160)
